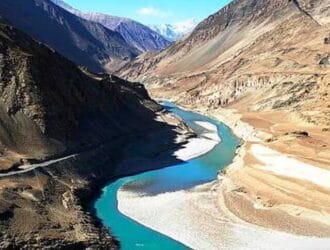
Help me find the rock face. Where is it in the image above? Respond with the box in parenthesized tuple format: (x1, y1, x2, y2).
(0, 18, 162, 159)
(119, 0, 330, 126)
(0, 18, 185, 248)
(0, 0, 139, 73)
(52, 0, 172, 53)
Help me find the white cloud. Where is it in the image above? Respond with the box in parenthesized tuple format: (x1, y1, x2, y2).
(137, 6, 168, 18)
(149, 19, 198, 41)
(173, 18, 198, 34)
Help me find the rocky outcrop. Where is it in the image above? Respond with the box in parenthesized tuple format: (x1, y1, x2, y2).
(0, 0, 139, 73)
(325, 34, 330, 44)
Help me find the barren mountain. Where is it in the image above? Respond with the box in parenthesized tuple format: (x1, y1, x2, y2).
(0, 0, 139, 72)
(85, 14, 172, 52)
(79, 13, 171, 53)
(119, 0, 330, 237)
(0, 18, 187, 248)
(52, 0, 172, 53)
(120, 0, 330, 126)
(0, 20, 160, 159)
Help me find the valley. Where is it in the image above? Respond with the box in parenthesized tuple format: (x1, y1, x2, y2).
(0, 0, 329, 249)
(0, 18, 191, 248)
(117, 0, 330, 243)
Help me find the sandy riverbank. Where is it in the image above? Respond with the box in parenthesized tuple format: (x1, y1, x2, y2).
(117, 104, 330, 249)
(118, 181, 330, 249)
(210, 107, 330, 237)
(174, 121, 221, 161)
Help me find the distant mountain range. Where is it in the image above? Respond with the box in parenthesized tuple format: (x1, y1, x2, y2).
(150, 20, 198, 41)
(0, 0, 138, 72)
(52, 0, 172, 53)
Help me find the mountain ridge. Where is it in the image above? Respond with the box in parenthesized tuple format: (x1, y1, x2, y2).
(0, 16, 162, 158)
(119, 0, 329, 121)
(0, 0, 139, 72)
(51, 0, 172, 53)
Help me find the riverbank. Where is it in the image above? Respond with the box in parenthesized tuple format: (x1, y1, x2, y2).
(0, 108, 194, 248)
(205, 106, 330, 238)
(175, 121, 221, 161)
(117, 102, 330, 249)
(116, 105, 237, 249)
(94, 103, 236, 249)
(164, 98, 330, 237)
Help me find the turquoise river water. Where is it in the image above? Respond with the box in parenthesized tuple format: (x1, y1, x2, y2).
(94, 102, 240, 249)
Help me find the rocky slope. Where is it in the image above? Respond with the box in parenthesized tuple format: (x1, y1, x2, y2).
(0, 18, 188, 248)
(0, 0, 139, 73)
(0, 18, 161, 160)
(119, 0, 330, 126)
(52, 0, 172, 53)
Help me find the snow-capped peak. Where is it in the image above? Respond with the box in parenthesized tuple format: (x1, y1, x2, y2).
(150, 19, 198, 41)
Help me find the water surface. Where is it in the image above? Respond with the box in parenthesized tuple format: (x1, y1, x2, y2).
(94, 102, 240, 249)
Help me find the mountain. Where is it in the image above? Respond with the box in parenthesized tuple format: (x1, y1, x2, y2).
(77, 13, 172, 53)
(52, 0, 172, 53)
(119, 0, 330, 125)
(150, 20, 198, 41)
(0, 15, 166, 180)
(0, 16, 185, 248)
(0, 19, 158, 158)
(0, 0, 139, 72)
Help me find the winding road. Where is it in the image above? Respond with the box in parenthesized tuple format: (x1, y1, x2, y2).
(0, 154, 77, 178)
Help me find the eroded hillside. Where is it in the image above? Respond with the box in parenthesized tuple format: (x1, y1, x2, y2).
(0, 19, 188, 248)
(119, 0, 330, 127)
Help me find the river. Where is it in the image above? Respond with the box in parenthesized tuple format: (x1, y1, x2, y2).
(94, 102, 240, 249)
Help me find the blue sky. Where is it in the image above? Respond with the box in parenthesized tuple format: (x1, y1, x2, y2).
(64, 0, 231, 25)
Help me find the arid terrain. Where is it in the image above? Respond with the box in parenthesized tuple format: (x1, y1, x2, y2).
(0, 0, 329, 248)
(0, 18, 193, 248)
(119, 0, 330, 238)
